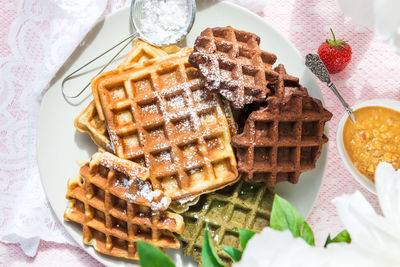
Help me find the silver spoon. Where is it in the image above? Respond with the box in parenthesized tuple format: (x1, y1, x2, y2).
(305, 53, 356, 123)
(62, 0, 196, 99)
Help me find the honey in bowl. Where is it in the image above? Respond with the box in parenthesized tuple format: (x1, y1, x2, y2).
(343, 106, 400, 182)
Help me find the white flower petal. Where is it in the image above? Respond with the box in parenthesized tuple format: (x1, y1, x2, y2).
(375, 162, 400, 225)
(235, 228, 378, 267)
(333, 189, 400, 264)
(235, 162, 400, 266)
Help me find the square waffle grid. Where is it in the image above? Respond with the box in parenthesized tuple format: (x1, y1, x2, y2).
(269, 64, 309, 99)
(189, 26, 279, 109)
(119, 39, 170, 69)
(179, 180, 274, 266)
(75, 40, 171, 152)
(75, 39, 167, 152)
(75, 101, 113, 152)
(92, 39, 170, 122)
(94, 49, 238, 200)
(65, 156, 184, 260)
(232, 95, 332, 187)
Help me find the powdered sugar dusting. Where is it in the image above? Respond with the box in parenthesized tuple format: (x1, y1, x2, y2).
(123, 179, 170, 210)
(118, 178, 171, 211)
(92, 152, 171, 210)
(135, 0, 190, 44)
(114, 177, 134, 188)
(176, 194, 197, 205)
(158, 150, 171, 161)
(98, 155, 148, 180)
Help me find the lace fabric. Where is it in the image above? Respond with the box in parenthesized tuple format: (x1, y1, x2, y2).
(0, 0, 108, 256)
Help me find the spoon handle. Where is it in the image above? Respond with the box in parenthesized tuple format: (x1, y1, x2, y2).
(305, 53, 356, 123)
(327, 82, 356, 123)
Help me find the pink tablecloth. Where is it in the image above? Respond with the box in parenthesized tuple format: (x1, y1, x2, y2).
(2, 0, 400, 265)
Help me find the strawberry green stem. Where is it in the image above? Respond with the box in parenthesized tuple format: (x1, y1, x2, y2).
(326, 28, 345, 48)
(330, 28, 336, 42)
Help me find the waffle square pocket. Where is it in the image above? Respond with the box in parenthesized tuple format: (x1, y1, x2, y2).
(189, 26, 280, 109)
(232, 65, 332, 187)
(64, 152, 184, 260)
(92, 48, 239, 201)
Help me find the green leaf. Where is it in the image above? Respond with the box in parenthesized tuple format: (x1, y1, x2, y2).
(202, 224, 225, 267)
(238, 228, 256, 250)
(137, 240, 175, 267)
(325, 234, 332, 247)
(270, 194, 315, 246)
(220, 246, 242, 262)
(324, 230, 351, 247)
(270, 194, 303, 237)
(301, 221, 315, 246)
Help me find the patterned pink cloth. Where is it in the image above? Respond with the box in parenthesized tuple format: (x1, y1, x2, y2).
(2, 0, 400, 265)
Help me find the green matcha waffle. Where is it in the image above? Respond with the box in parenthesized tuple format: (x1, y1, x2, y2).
(178, 180, 274, 266)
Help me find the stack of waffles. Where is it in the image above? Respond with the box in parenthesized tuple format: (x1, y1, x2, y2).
(190, 26, 332, 188)
(181, 27, 332, 266)
(66, 26, 332, 265)
(64, 152, 184, 259)
(67, 39, 240, 260)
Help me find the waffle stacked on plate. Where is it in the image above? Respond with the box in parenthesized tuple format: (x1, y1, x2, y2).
(66, 27, 332, 264)
(65, 152, 184, 259)
(91, 47, 238, 202)
(190, 27, 333, 188)
(189, 26, 279, 109)
(179, 180, 274, 265)
(66, 39, 239, 260)
(231, 64, 332, 187)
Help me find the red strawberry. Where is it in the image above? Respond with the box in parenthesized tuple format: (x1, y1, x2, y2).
(318, 28, 352, 74)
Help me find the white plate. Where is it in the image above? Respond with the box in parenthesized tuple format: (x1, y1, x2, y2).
(37, 1, 328, 266)
(336, 98, 400, 194)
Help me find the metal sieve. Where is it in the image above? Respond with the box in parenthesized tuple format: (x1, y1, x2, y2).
(62, 0, 196, 99)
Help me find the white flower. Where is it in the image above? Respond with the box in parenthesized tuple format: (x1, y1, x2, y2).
(235, 162, 400, 267)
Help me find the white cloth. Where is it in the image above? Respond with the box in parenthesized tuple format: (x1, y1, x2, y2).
(338, 0, 400, 54)
(0, 0, 107, 256)
(0, 0, 270, 257)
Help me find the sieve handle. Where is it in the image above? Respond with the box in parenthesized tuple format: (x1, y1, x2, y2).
(62, 32, 139, 99)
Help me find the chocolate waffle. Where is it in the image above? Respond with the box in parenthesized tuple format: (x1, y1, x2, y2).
(231, 66, 332, 186)
(64, 152, 184, 260)
(179, 180, 274, 266)
(270, 64, 309, 99)
(91, 48, 239, 201)
(189, 26, 279, 109)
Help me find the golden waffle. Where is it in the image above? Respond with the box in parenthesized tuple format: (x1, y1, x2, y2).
(91, 48, 239, 201)
(64, 152, 184, 260)
(179, 180, 274, 266)
(75, 40, 172, 151)
(75, 40, 237, 152)
(74, 101, 113, 152)
(119, 40, 172, 67)
(93, 39, 175, 113)
(231, 65, 332, 187)
(189, 26, 279, 109)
